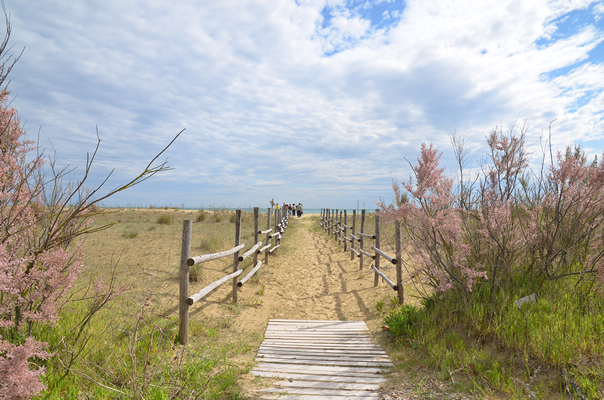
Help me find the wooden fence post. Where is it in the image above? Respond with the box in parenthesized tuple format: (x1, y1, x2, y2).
(253, 207, 259, 266)
(351, 210, 357, 260)
(265, 207, 271, 266)
(343, 210, 348, 251)
(179, 220, 192, 345)
(232, 210, 241, 304)
(274, 207, 278, 237)
(359, 209, 366, 270)
(331, 209, 335, 240)
(396, 220, 404, 305)
(337, 210, 341, 246)
(374, 211, 380, 287)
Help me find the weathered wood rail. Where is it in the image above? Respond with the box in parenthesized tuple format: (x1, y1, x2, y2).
(319, 208, 404, 304)
(179, 207, 290, 345)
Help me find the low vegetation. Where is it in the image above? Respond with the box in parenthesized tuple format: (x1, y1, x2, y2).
(379, 127, 604, 399)
(36, 209, 266, 398)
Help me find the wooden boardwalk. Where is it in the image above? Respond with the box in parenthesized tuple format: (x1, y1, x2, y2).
(251, 319, 393, 399)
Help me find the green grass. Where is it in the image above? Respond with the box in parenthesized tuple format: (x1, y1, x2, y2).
(31, 208, 267, 399)
(199, 235, 224, 253)
(156, 214, 172, 225)
(121, 227, 139, 238)
(38, 306, 245, 399)
(381, 276, 604, 398)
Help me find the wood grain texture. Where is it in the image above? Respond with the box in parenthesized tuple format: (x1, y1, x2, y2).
(251, 319, 392, 398)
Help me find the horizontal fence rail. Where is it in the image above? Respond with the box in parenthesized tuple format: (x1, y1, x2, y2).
(179, 206, 290, 345)
(187, 244, 245, 266)
(187, 269, 243, 306)
(371, 264, 398, 290)
(319, 208, 404, 305)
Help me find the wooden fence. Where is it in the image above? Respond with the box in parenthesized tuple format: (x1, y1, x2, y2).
(319, 208, 404, 305)
(178, 207, 289, 345)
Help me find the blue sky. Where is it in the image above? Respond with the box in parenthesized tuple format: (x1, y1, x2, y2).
(5, 0, 604, 209)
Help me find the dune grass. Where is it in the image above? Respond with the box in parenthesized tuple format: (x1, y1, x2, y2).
(36, 208, 271, 399)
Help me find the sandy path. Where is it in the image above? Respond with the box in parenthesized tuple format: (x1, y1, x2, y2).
(237, 215, 392, 325)
(207, 215, 395, 395)
(187, 215, 396, 395)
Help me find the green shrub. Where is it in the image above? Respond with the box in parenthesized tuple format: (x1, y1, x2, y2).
(384, 304, 422, 343)
(199, 236, 223, 253)
(189, 265, 203, 283)
(157, 214, 172, 225)
(121, 229, 139, 239)
(196, 210, 207, 222)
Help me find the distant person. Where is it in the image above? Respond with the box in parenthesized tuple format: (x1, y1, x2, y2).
(297, 203, 303, 218)
(291, 204, 295, 216)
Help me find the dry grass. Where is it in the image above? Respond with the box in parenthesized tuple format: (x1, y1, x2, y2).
(77, 208, 259, 314)
(44, 208, 268, 397)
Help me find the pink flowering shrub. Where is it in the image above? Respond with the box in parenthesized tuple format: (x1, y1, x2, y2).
(524, 146, 604, 290)
(0, 337, 50, 399)
(380, 127, 604, 298)
(0, 87, 179, 400)
(0, 89, 94, 398)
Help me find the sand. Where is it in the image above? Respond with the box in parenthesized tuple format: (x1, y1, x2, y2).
(186, 214, 397, 394)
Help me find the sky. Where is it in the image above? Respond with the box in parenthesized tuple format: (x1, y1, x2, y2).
(5, 0, 604, 210)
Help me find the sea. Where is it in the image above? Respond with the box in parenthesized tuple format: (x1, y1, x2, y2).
(100, 204, 372, 215)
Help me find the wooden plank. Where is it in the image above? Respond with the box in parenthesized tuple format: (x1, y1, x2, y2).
(256, 387, 381, 397)
(258, 395, 380, 400)
(263, 337, 379, 342)
(266, 328, 371, 332)
(254, 357, 392, 367)
(255, 362, 386, 374)
(258, 351, 388, 360)
(266, 324, 370, 330)
(258, 352, 387, 360)
(267, 326, 369, 330)
(257, 354, 392, 364)
(252, 319, 392, 397)
(265, 331, 372, 336)
(269, 319, 368, 324)
(274, 380, 381, 391)
(253, 368, 386, 380)
(261, 341, 384, 348)
(260, 344, 385, 351)
(250, 371, 387, 383)
(263, 336, 377, 342)
(258, 347, 387, 356)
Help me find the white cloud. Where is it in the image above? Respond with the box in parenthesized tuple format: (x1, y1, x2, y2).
(5, 0, 604, 208)
(593, 2, 604, 21)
